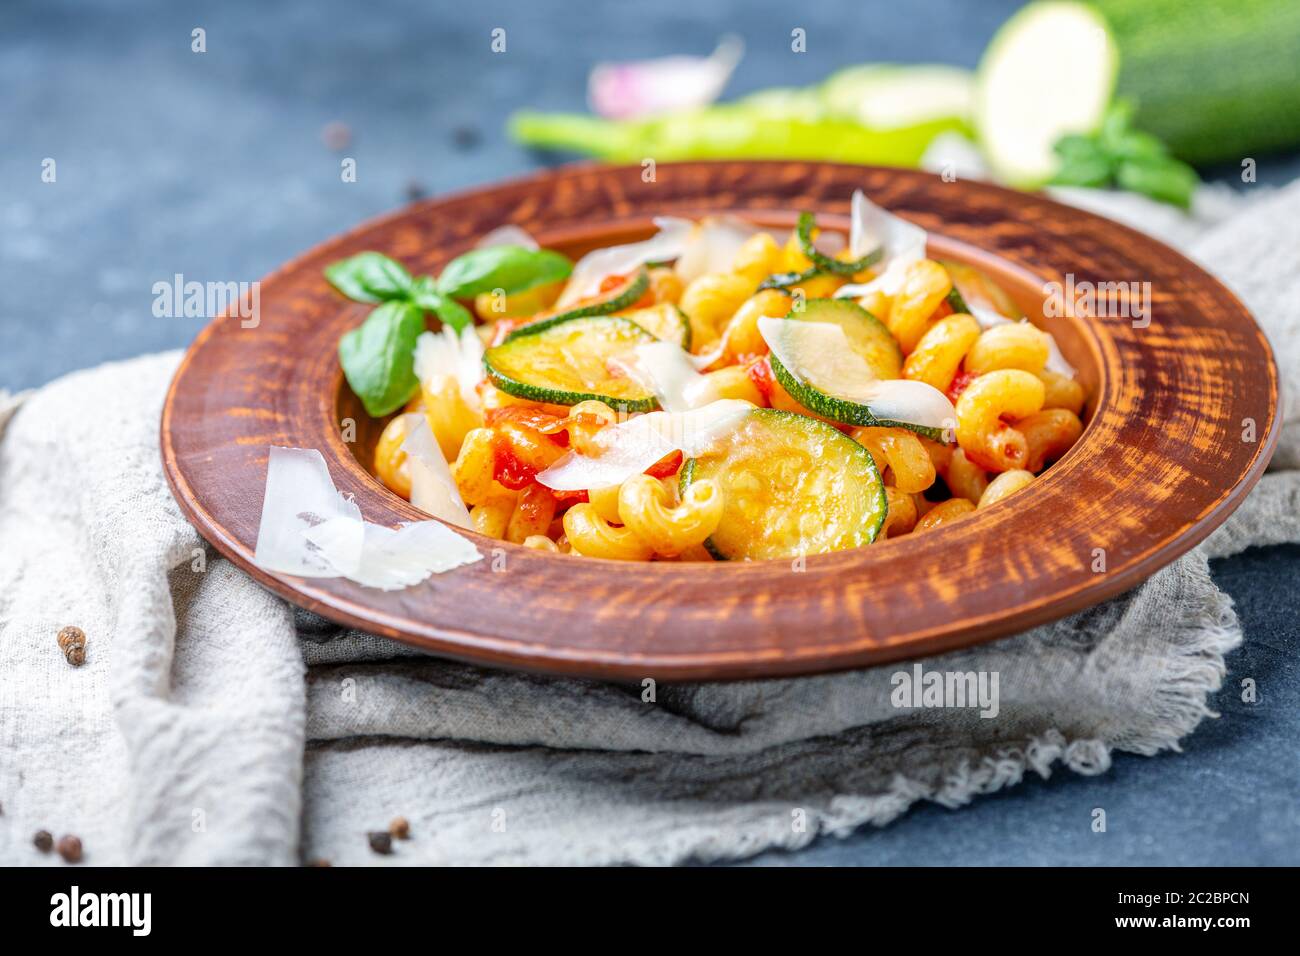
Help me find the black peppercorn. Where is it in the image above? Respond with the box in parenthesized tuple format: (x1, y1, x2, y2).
(57, 626, 87, 666)
(56, 834, 83, 863)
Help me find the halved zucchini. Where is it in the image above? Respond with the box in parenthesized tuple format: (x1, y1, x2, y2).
(788, 298, 901, 379)
(681, 408, 887, 560)
(484, 315, 657, 410)
(618, 302, 691, 350)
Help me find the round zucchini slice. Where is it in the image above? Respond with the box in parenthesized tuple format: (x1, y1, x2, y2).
(795, 211, 883, 276)
(484, 315, 657, 410)
(788, 298, 901, 379)
(618, 302, 691, 350)
(680, 407, 887, 560)
(507, 269, 650, 339)
(762, 313, 950, 442)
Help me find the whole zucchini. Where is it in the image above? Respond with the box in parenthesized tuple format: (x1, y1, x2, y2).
(977, 0, 1300, 184)
(1096, 0, 1300, 164)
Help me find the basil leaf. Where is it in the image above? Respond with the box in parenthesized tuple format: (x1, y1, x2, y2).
(1109, 129, 1166, 163)
(435, 245, 571, 299)
(1098, 99, 1137, 150)
(1053, 133, 1104, 162)
(410, 276, 474, 332)
(325, 252, 414, 303)
(1049, 102, 1199, 210)
(1050, 154, 1114, 188)
(1116, 158, 1198, 210)
(338, 300, 425, 417)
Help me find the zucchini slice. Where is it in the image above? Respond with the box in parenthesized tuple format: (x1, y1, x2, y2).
(944, 285, 970, 315)
(759, 266, 823, 292)
(759, 316, 953, 441)
(618, 302, 692, 350)
(484, 315, 657, 410)
(788, 298, 901, 380)
(680, 408, 887, 560)
(796, 212, 884, 276)
(507, 269, 650, 340)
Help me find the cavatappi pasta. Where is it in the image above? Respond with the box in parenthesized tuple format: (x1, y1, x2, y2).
(365, 193, 1088, 561)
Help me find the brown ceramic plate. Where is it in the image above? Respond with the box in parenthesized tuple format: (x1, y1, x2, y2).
(161, 161, 1279, 680)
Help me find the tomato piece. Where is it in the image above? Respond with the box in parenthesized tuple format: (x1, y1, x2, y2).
(513, 481, 557, 524)
(550, 488, 589, 506)
(486, 405, 570, 445)
(491, 438, 538, 490)
(947, 369, 978, 404)
(746, 356, 775, 403)
(645, 449, 683, 479)
(488, 316, 536, 347)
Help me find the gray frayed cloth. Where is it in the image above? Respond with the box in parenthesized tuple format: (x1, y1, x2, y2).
(2, 181, 1298, 866)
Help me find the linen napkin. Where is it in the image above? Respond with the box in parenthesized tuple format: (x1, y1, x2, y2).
(1, 180, 1297, 866)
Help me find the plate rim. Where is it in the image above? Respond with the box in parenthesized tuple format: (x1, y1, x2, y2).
(160, 159, 1280, 680)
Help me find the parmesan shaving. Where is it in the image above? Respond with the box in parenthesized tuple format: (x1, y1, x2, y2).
(557, 218, 694, 307)
(253, 445, 481, 590)
(758, 317, 955, 431)
(535, 400, 753, 491)
(672, 216, 759, 284)
(398, 414, 474, 529)
(306, 520, 482, 591)
(619, 341, 716, 412)
(837, 189, 929, 298)
(413, 326, 484, 411)
(253, 447, 363, 578)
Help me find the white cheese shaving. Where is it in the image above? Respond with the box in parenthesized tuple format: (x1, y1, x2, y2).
(557, 218, 695, 307)
(253, 445, 481, 590)
(672, 216, 759, 284)
(837, 189, 929, 299)
(535, 399, 753, 491)
(305, 520, 482, 591)
(413, 326, 484, 411)
(253, 447, 363, 578)
(618, 340, 725, 412)
(1043, 335, 1077, 379)
(398, 414, 474, 529)
(688, 339, 727, 371)
(758, 317, 955, 431)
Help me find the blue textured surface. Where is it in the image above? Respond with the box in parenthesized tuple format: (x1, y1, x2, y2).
(3, 0, 1297, 865)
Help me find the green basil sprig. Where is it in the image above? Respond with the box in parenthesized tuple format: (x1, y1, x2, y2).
(337, 301, 426, 417)
(326, 245, 572, 417)
(1050, 100, 1199, 210)
(408, 276, 475, 334)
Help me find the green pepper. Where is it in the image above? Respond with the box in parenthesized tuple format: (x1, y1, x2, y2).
(508, 106, 967, 168)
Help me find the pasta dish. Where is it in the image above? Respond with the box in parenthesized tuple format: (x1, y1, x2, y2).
(328, 191, 1086, 562)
